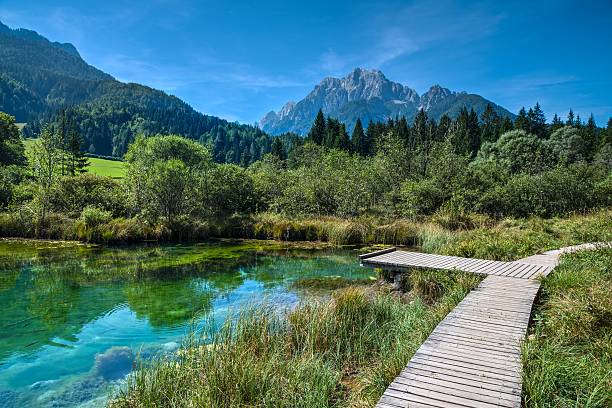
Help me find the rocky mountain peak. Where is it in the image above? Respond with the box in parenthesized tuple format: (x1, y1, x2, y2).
(259, 68, 514, 135)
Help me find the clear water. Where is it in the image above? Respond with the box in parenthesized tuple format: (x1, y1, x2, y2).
(0, 240, 372, 407)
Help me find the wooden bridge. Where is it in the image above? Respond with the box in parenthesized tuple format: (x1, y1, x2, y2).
(359, 243, 608, 408)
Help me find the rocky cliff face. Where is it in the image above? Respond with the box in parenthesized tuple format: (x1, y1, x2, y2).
(260, 68, 514, 135)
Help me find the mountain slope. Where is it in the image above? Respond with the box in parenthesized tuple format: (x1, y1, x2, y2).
(260, 68, 514, 135)
(0, 21, 269, 161)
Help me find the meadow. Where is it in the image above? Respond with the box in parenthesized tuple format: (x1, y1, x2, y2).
(23, 138, 126, 178)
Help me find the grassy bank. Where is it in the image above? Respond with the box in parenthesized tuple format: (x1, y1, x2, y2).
(1, 210, 610, 258)
(110, 270, 480, 407)
(522, 248, 611, 407)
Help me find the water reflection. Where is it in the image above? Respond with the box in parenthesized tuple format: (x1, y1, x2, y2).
(0, 240, 371, 407)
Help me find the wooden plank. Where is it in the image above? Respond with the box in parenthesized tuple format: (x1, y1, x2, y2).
(392, 373, 521, 406)
(359, 247, 396, 260)
(369, 245, 609, 407)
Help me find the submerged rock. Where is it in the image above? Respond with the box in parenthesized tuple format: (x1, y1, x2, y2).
(94, 346, 134, 380)
(0, 390, 20, 408)
(44, 376, 107, 408)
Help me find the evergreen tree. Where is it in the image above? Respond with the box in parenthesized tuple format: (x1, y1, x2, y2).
(365, 120, 377, 155)
(567, 109, 575, 126)
(530, 103, 546, 138)
(551, 114, 564, 131)
(395, 116, 410, 144)
(437, 114, 453, 141)
(500, 116, 514, 134)
(575, 114, 582, 128)
(307, 109, 326, 145)
(412, 109, 428, 150)
(515, 107, 529, 131)
(605, 118, 612, 146)
(480, 104, 499, 143)
(351, 118, 367, 156)
(336, 123, 352, 151)
(66, 117, 89, 175)
(452, 108, 480, 157)
(324, 117, 340, 148)
(270, 137, 286, 160)
(583, 114, 598, 160)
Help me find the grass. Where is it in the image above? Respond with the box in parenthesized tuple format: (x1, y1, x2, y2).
(23, 138, 126, 178)
(522, 248, 611, 407)
(110, 271, 481, 407)
(87, 156, 126, 178)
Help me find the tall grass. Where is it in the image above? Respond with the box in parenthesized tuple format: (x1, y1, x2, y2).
(522, 249, 612, 407)
(110, 271, 480, 407)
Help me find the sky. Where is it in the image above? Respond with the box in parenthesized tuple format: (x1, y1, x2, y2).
(1, 0, 611, 125)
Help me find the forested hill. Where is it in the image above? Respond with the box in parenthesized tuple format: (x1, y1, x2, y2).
(0, 20, 272, 162)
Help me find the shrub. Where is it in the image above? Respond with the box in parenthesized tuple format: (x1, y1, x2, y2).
(49, 173, 127, 217)
(398, 179, 446, 217)
(80, 206, 112, 228)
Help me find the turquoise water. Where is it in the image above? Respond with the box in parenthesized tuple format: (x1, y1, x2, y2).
(0, 240, 372, 407)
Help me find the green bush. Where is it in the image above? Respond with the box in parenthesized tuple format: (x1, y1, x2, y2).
(398, 179, 446, 216)
(49, 173, 127, 217)
(478, 165, 605, 218)
(80, 206, 112, 228)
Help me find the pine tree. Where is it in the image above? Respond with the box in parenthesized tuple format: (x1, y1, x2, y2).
(351, 118, 367, 156)
(605, 118, 612, 146)
(530, 103, 546, 138)
(583, 114, 598, 160)
(336, 123, 352, 152)
(307, 110, 326, 145)
(270, 137, 286, 160)
(551, 113, 563, 131)
(66, 118, 89, 175)
(412, 109, 428, 150)
(437, 114, 453, 141)
(575, 114, 582, 128)
(365, 121, 377, 155)
(567, 109, 575, 126)
(515, 107, 529, 131)
(395, 116, 410, 144)
(480, 104, 499, 143)
(324, 117, 340, 148)
(499, 116, 514, 134)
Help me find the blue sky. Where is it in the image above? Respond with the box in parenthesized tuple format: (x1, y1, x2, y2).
(1, 0, 611, 125)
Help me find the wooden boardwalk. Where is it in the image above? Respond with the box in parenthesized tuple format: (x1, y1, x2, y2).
(360, 244, 609, 408)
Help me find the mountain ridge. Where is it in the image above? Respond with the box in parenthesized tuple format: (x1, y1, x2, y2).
(0, 20, 270, 163)
(260, 68, 514, 135)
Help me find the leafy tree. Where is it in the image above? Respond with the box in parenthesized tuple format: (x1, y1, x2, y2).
(0, 111, 25, 166)
(307, 109, 326, 145)
(125, 135, 213, 222)
(548, 126, 586, 164)
(27, 125, 62, 235)
(477, 130, 554, 174)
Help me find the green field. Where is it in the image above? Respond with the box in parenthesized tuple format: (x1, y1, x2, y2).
(23, 138, 126, 178)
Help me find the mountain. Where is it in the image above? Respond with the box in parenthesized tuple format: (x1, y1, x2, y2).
(260, 68, 514, 135)
(0, 21, 270, 162)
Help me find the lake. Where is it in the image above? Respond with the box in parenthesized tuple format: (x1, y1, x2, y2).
(0, 239, 373, 407)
